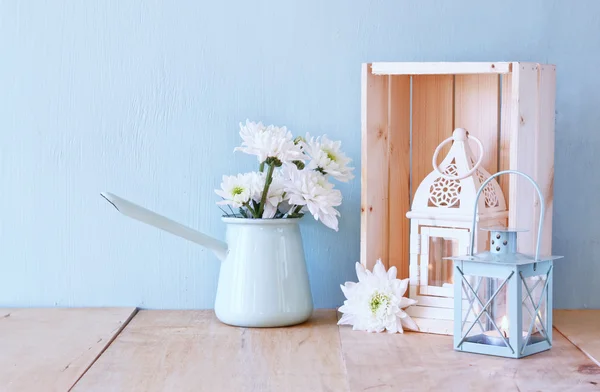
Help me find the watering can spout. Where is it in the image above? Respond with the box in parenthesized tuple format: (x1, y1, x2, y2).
(100, 192, 228, 261)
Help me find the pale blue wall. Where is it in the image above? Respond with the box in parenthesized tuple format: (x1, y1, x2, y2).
(1, 0, 599, 309)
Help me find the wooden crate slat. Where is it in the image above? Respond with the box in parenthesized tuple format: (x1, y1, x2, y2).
(509, 63, 540, 254)
(411, 74, 454, 201)
(387, 75, 411, 278)
(409, 317, 455, 335)
(535, 65, 557, 256)
(361, 64, 390, 269)
(371, 62, 511, 75)
(499, 73, 513, 206)
(454, 74, 500, 173)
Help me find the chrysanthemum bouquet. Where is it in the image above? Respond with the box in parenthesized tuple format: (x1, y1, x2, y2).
(215, 120, 354, 231)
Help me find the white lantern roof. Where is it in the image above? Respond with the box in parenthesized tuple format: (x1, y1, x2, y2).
(406, 128, 507, 222)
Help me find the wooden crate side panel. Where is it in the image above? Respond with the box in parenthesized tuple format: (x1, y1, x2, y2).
(388, 75, 411, 278)
(509, 63, 541, 254)
(411, 75, 455, 200)
(499, 74, 513, 205)
(361, 64, 390, 269)
(454, 74, 500, 173)
(535, 65, 556, 256)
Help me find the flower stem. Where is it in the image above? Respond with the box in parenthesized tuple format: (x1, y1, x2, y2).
(257, 163, 275, 218)
(243, 202, 258, 218)
(286, 205, 304, 218)
(259, 162, 265, 173)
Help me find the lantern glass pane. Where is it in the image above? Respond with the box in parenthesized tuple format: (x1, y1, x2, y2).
(521, 274, 549, 346)
(460, 274, 510, 347)
(428, 236, 457, 288)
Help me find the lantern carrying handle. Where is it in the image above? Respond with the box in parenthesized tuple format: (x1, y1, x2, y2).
(469, 170, 545, 261)
(432, 129, 484, 180)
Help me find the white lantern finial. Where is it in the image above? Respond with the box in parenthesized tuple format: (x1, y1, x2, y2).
(452, 127, 468, 141)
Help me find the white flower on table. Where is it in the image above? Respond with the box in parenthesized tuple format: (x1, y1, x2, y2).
(303, 134, 354, 182)
(235, 120, 304, 165)
(283, 167, 342, 231)
(338, 260, 418, 333)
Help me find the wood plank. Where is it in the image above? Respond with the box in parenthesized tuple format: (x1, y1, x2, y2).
(499, 73, 513, 206)
(454, 74, 500, 173)
(509, 63, 539, 254)
(535, 65, 557, 256)
(372, 62, 511, 75)
(340, 326, 600, 391)
(388, 75, 411, 279)
(412, 74, 454, 201)
(361, 64, 390, 269)
(555, 310, 600, 367)
(0, 307, 136, 392)
(72, 310, 348, 392)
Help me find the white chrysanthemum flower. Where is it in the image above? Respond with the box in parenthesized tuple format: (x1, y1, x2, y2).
(283, 167, 342, 231)
(338, 260, 418, 333)
(303, 134, 354, 182)
(214, 173, 253, 208)
(234, 120, 305, 165)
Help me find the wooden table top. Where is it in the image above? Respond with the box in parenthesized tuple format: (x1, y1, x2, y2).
(1, 308, 598, 391)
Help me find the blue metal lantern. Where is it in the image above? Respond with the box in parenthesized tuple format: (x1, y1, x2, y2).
(447, 170, 563, 358)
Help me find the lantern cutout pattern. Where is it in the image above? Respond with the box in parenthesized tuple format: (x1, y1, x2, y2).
(447, 170, 563, 358)
(406, 128, 507, 335)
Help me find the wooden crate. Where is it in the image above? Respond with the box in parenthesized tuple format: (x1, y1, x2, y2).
(360, 62, 556, 278)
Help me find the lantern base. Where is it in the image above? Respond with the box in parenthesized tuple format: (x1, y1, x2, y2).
(463, 332, 546, 347)
(455, 332, 551, 359)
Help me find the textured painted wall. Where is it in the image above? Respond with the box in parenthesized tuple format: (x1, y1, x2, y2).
(1, 0, 599, 309)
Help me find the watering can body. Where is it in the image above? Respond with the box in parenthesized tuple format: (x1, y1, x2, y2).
(101, 193, 313, 327)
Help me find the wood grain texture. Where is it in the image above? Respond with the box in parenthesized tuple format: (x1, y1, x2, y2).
(509, 63, 539, 254)
(411, 75, 454, 199)
(499, 73, 513, 205)
(371, 62, 511, 75)
(454, 74, 500, 173)
(339, 326, 600, 391)
(0, 307, 136, 392)
(555, 310, 600, 367)
(361, 64, 390, 269)
(535, 65, 557, 256)
(387, 75, 411, 279)
(72, 310, 348, 392)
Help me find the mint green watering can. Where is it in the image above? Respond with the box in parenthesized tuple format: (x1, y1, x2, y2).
(101, 192, 314, 327)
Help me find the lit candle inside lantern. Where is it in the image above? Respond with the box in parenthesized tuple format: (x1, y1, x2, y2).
(500, 315, 509, 337)
(481, 316, 528, 346)
(482, 315, 509, 344)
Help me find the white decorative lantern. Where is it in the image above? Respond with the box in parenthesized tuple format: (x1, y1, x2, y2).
(405, 128, 508, 334)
